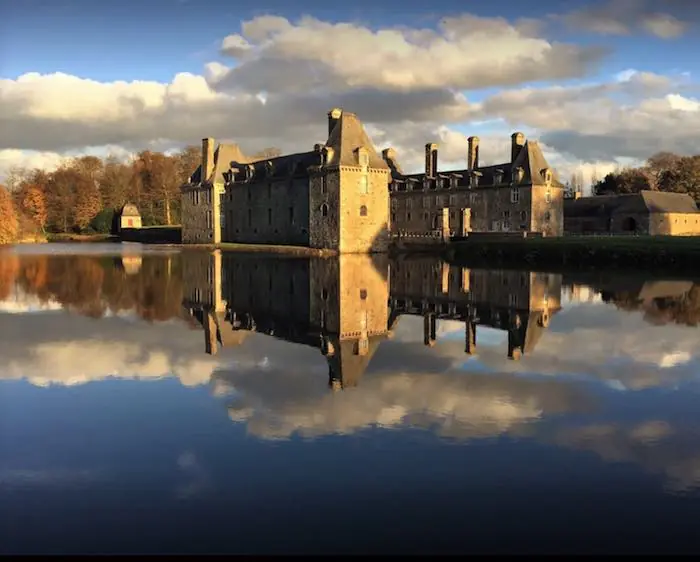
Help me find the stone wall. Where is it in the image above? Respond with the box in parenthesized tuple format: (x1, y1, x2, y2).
(389, 184, 559, 236)
(309, 168, 340, 250)
(530, 185, 563, 237)
(648, 213, 700, 236)
(181, 184, 219, 244)
(224, 178, 310, 246)
(338, 167, 390, 253)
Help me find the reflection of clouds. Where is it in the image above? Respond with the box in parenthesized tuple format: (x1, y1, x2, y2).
(215, 340, 593, 441)
(0, 468, 104, 489)
(175, 451, 211, 500)
(549, 421, 700, 493)
(409, 303, 700, 390)
(0, 311, 227, 387)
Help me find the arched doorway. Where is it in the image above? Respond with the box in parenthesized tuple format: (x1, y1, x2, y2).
(621, 216, 637, 232)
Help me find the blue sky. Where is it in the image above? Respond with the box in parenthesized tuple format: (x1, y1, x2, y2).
(1, 0, 699, 183)
(2, 0, 697, 84)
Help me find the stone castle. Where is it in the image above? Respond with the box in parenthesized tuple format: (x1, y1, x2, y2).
(180, 109, 565, 252)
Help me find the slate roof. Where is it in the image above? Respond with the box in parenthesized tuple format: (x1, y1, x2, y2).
(325, 111, 389, 170)
(388, 139, 565, 189)
(565, 191, 699, 218)
(119, 203, 141, 217)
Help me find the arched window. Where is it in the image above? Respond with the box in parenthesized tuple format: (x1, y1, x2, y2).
(360, 205, 368, 216)
(321, 203, 329, 217)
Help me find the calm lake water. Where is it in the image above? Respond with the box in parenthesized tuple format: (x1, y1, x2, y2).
(2, 243, 700, 554)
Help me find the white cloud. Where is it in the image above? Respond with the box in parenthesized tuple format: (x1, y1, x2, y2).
(0, 12, 698, 183)
(563, 0, 691, 39)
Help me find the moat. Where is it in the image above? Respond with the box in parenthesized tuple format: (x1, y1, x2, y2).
(2, 244, 700, 554)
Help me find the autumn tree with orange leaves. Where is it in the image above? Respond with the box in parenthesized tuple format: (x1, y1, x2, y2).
(0, 185, 19, 244)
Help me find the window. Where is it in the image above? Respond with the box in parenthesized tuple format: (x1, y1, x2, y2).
(206, 210, 212, 230)
(359, 152, 369, 167)
(470, 193, 477, 205)
(407, 211, 412, 221)
(511, 188, 520, 203)
(520, 210, 527, 221)
(407, 199, 413, 210)
(391, 198, 398, 209)
(359, 289, 367, 300)
(360, 205, 368, 217)
(289, 207, 294, 224)
(423, 196, 430, 208)
(321, 175, 327, 194)
(509, 294, 518, 307)
(321, 203, 329, 217)
(544, 211, 551, 222)
(391, 212, 396, 223)
(449, 195, 457, 206)
(545, 190, 552, 203)
(435, 196, 440, 206)
(495, 173, 503, 185)
(503, 210, 511, 219)
(360, 174, 368, 193)
(321, 288, 329, 300)
(450, 211, 456, 220)
(267, 208, 272, 225)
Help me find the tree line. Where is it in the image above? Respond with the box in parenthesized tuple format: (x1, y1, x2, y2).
(592, 152, 700, 200)
(0, 145, 282, 243)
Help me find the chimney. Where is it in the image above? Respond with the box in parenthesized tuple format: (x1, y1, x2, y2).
(327, 108, 342, 136)
(425, 143, 438, 178)
(467, 136, 479, 171)
(511, 132, 525, 163)
(201, 137, 215, 184)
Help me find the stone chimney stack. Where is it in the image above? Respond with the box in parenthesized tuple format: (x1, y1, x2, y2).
(425, 143, 438, 178)
(327, 108, 342, 136)
(511, 132, 525, 163)
(201, 138, 215, 184)
(467, 136, 480, 171)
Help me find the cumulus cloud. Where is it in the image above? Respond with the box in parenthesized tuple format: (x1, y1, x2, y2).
(474, 71, 700, 161)
(563, 0, 692, 38)
(213, 15, 604, 94)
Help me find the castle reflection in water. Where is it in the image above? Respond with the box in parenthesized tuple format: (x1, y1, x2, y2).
(181, 252, 562, 390)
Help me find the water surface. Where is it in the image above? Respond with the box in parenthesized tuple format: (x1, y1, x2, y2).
(2, 244, 700, 554)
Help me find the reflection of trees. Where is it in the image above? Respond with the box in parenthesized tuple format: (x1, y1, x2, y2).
(0, 253, 19, 301)
(602, 286, 700, 327)
(12, 254, 189, 323)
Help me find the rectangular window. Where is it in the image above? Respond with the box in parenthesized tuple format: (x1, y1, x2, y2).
(435, 196, 440, 207)
(511, 188, 520, 203)
(321, 175, 327, 194)
(545, 190, 552, 203)
(360, 174, 368, 194)
(391, 198, 398, 209)
(406, 199, 413, 210)
(206, 210, 212, 230)
(503, 210, 511, 219)
(359, 152, 369, 167)
(407, 211, 412, 221)
(509, 294, 518, 307)
(423, 197, 430, 208)
(449, 195, 457, 206)
(470, 193, 477, 205)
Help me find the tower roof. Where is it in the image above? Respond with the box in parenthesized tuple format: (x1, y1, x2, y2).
(324, 111, 389, 170)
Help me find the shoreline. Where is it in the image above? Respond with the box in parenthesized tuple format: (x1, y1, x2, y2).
(445, 235, 700, 274)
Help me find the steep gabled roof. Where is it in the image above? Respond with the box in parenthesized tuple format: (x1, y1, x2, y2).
(325, 111, 389, 170)
(188, 143, 250, 186)
(328, 335, 386, 388)
(640, 191, 699, 214)
(512, 140, 564, 188)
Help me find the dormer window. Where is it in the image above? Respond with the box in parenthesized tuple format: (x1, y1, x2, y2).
(265, 161, 274, 177)
(357, 148, 369, 168)
(543, 168, 553, 187)
(323, 147, 334, 166)
(513, 167, 524, 183)
(494, 169, 504, 185)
